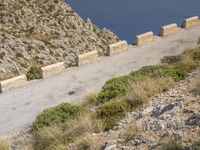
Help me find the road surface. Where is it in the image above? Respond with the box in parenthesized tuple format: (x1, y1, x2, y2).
(0, 25, 200, 134)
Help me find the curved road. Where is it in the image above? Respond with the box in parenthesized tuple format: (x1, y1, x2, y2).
(0, 25, 200, 134)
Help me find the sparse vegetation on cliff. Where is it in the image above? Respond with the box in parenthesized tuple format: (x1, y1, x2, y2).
(26, 47, 200, 149)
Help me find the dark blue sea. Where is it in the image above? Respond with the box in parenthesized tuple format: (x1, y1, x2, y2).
(65, 0, 200, 43)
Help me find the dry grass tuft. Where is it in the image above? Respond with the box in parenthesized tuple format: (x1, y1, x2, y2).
(121, 123, 142, 142)
(0, 140, 9, 150)
(83, 91, 98, 107)
(126, 76, 174, 108)
(33, 113, 103, 150)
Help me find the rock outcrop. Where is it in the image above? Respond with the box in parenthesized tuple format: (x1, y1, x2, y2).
(0, 0, 119, 80)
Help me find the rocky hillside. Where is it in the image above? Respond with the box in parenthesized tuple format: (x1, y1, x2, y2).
(0, 0, 119, 80)
(101, 68, 200, 150)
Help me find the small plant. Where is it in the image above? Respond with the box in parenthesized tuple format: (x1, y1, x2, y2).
(0, 140, 9, 150)
(26, 66, 41, 81)
(75, 134, 93, 150)
(97, 76, 130, 104)
(193, 51, 200, 61)
(158, 134, 184, 150)
(83, 91, 98, 107)
(197, 37, 200, 48)
(0, 52, 5, 59)
(121, 123, 141, 142)
(193, 140, 200, 150)
(15, 52, 23, 58)
(96, 99, 131, 130)
(33, 103, 86, 129)
(161, 55, 184, 64)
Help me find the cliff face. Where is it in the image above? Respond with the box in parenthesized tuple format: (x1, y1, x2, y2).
(0, 0, 119, 80)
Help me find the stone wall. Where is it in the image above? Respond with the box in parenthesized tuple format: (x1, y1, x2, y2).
(0, 74, 27, 93)
(40, 62, 65, 79)
(182, 16, 199, 28)
(108, 41, 128, 56)
(160, 23, 178, 36)
(77, 50, 99, 66)
(134, 31, 154, 45)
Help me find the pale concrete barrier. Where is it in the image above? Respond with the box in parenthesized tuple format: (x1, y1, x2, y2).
(77, 50, 99, 66)
(0, 74, 27, 93)
(134, 31, 154, 45)
(40, 62, 65, 78)
(108, 41, 128, 56)
(182, 16, 199, 28)
(160, 23, 178, 36)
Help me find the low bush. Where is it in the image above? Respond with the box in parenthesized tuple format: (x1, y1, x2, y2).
(161, 55, 185, 64)
(33, 103, 85, 129)
(97, 76, 130, 104)
(96, 99, 131, 130)
(26, 66, 41, 81)
(193, 51, 200, 61)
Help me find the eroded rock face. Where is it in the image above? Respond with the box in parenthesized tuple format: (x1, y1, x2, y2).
(0, 0, 119, 80)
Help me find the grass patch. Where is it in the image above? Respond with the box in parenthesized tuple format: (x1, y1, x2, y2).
(0, 140, 9, 150)
(33, 113, 102, 150)
(193, 140, 200, 150)
(82, 91, 98, 107)
(120, 123, 141, 142)
(125, 77, 174, 109)
(96, 98, 131, 130)
(97, 48, 200, 104)
(158, 134, 184, 150)
(33, 103, 86, 130)
(26, 66, 41, 81)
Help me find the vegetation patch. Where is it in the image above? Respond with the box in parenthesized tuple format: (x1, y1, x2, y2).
(96, 99, 131, 130)
(97, 48, 200, 104)
(120, 123, 141, 142)
(0, 140, 9, 150)
(193, 140, 200, 150)
(158, 134, 184, 150)
(26, 66, 41, 81)
(34, 113, 101, 150)
(33, 103, 86, 129)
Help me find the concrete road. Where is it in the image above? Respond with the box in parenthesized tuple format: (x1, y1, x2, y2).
(0, 25, 200, 135)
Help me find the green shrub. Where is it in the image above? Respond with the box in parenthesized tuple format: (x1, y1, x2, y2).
(161, 55, 185, 64)
(33, 103, 85, 129)
(16, 52, 23, 58)
(97, 76, 130, 104)
(193, 51, 200, 61)
(193, 140, 200, 150)
(136, 65, 182, 81)
(26, 66, 41, 81)
(96, 99, 131, 130)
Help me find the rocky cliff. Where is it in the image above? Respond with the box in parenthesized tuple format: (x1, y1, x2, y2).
(0, 0, 119, 80)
